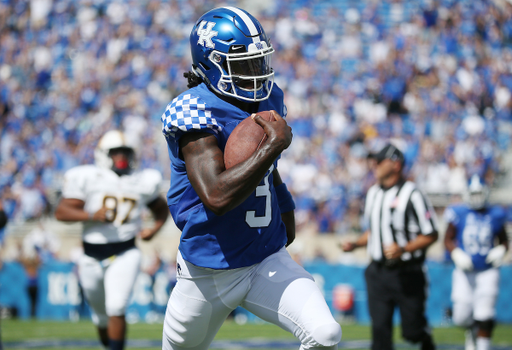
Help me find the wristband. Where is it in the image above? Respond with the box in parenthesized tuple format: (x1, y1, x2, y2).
(275, 183, 296, 213)
(88, 212, 93, 221)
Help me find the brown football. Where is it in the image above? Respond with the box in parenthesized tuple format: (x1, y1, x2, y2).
(224, 110, 275, 169)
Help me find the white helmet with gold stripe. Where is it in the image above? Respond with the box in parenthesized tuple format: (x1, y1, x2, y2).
(94, 130, 136, 175)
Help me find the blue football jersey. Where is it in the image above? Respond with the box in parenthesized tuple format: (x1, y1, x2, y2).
(444, 204, 506, 270)
(161, 83, 288, 269)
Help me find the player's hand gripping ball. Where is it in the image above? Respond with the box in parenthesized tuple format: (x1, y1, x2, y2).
(224, 110, 276, 169)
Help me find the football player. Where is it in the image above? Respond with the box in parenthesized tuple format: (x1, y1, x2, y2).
(160, 6, 341, 350)
(444, 174, 509, 350)
(55, 130, 169, 350)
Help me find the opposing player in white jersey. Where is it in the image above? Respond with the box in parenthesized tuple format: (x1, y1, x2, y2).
(55, 130, 169, 350)
(444, 174, 508, 350)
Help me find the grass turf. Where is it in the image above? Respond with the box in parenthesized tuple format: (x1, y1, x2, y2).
(2, 319, 512, 350)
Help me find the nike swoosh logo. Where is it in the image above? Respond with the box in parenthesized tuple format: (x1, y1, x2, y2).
(269, 271, 277, 277)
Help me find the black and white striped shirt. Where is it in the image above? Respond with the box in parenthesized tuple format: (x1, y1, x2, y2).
(363, 180, 439, 263)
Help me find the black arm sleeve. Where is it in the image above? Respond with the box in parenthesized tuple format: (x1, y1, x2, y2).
(0, 210, 7, 229)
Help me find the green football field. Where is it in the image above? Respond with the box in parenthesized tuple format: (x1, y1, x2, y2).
(2, 319, 512, 350)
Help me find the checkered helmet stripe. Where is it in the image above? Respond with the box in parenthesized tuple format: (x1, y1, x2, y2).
(161, 94, 222, 139)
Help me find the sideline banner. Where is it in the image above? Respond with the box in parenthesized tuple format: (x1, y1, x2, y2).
(0, 261, 511, 324)
(304, 261, 512, 325)
(36, 261, 85, 320)
(0, 262, 31, 319)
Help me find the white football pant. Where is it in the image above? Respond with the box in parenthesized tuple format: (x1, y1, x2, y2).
(162, 247, 341, 350)
(451, 268, 499, 327)
(78, 248, 141, 327)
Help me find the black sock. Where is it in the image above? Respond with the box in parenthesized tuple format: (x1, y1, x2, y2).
(109, 339, 125, 350)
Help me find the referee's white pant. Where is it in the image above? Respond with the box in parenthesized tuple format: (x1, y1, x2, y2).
(162, 247, 341, 350)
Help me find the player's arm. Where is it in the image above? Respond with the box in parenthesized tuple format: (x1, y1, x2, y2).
(341, 230, 370, 252)
(485, 223, 509, 267)
(180, 112, 292, 216)
(139, 196, 169, 241)
(443, 207, 473, 270)
(497, 225, 509, 249)
(272, 169, 295, 246)
(444, 222, 457, 252)
(55, 198, 110, 222)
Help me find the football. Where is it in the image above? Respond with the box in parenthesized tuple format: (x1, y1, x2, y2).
(224, 110, 275, 169)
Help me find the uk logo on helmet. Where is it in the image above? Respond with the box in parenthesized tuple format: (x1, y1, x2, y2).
(197, 21, 218, 49)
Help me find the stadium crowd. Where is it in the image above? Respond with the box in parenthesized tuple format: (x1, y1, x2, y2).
(1, 0, 512, 237)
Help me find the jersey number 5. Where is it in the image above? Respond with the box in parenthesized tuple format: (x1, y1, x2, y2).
(245, 165, 274, 228)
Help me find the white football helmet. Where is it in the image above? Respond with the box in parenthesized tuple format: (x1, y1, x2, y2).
(463, 174, 490, 210)
(94, 130, 136, 175)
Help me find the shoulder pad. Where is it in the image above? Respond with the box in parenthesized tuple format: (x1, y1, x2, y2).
(161, 93, 222, 139)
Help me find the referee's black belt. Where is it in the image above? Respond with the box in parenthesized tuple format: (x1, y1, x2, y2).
(372, 259, 423, 270)
(83, 238, 136, 260)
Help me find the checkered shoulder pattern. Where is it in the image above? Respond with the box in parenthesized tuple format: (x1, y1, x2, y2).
(161, 93, 222, 139)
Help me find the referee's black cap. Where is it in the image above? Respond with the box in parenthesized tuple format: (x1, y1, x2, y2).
(371, 143, 405, 165)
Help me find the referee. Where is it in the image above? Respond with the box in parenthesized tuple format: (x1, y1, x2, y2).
(342, 143, 438, 350)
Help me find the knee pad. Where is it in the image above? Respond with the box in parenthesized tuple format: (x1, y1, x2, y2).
(452, 304, 474, 328)
(306, 322, 342, 348)
(106, 298, 129, 317)
(475, 319, 495, 333)
(106, 305, 127, 317)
